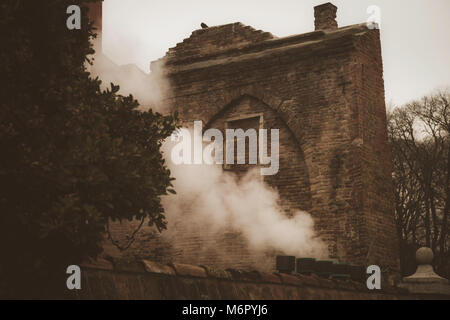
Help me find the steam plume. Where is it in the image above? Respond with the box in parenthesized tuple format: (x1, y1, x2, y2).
(90, 42, 328, 269)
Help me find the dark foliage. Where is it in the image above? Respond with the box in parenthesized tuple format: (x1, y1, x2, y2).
(0, 0, 177, 297)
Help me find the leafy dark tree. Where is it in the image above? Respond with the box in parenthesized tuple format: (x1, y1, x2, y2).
(0, 0, 177, 298)
(388, 90, 449, 278)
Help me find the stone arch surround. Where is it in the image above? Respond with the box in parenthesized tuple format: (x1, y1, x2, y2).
(205, 94, 313, 215)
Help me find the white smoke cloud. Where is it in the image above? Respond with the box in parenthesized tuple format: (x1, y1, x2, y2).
(160, 131, 328, 264)
(87, 39, 169, 112)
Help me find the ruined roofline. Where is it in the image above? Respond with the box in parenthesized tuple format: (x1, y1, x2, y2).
(151, 22, 275, 71)
(150, 22, 372, 74)
(166, 22, 276, 55)
(190, 22, 276, 38)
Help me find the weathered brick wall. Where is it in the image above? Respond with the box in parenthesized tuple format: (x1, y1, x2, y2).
(351, 29, 399, 270)
(105, 216, 279, 271)
(106, 18, 399, 271)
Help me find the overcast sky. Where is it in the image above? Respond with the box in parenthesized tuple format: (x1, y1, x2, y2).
(102, 0, 450, 106)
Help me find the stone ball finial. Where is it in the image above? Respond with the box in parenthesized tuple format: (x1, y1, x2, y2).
(416, 247, 434, 265)
(400, 246, 450, 295)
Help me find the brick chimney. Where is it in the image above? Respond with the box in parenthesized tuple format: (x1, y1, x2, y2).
(86, 0, 103, 51)
(314, 2, 338, 31)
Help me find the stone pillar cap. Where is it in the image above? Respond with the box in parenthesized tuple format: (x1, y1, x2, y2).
(398, 247, 450, 296)
(403, 247, 448, 283)
(404, 247, 447, 284)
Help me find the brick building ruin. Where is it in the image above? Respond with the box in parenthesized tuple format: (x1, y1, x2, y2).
(94, 2, 401, 272)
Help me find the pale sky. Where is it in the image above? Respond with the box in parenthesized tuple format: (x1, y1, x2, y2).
(102, 0, 450, 106)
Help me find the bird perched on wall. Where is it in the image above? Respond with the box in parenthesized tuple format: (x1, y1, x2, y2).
(201, 23, 208, 29)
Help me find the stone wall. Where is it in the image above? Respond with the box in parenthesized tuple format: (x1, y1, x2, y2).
(56, 259, 450, 300)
